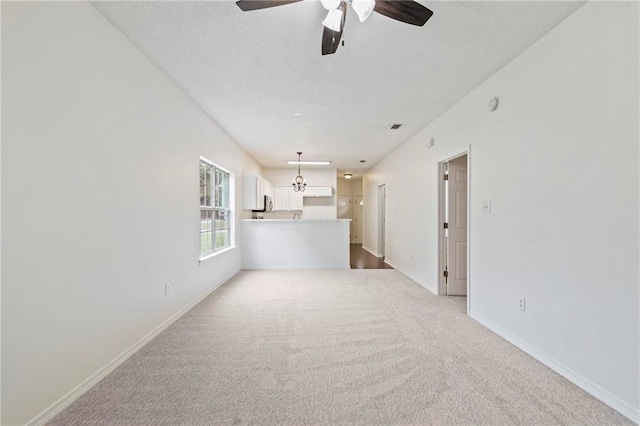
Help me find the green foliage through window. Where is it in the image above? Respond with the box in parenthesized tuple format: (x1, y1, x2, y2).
(200, 159, 231, 257)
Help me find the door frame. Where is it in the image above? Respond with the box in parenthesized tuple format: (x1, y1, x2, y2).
(378, 184, 386, 258)
(437, 146, 471, 313)
(354, 195, 364, 244)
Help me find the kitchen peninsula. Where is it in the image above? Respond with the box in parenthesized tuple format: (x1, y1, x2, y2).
(241, 219, 351, 269)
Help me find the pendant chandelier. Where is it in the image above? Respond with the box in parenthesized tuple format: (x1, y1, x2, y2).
(292, 152, 307, 192)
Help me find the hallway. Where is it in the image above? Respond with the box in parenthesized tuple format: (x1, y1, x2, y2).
(350, 244, 394, 269)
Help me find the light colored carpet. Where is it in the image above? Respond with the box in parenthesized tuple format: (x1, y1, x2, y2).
(50, 270, 631, 425)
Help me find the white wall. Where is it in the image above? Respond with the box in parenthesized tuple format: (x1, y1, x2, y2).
(336, 177, 352, 198)
(1, 2, 261, 424)
(364, 2, 639, 421)
(262, 168, 337, 219)
(351, 178, 363, 199)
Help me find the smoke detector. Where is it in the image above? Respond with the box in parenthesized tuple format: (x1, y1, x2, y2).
(488, 97, 499, 111)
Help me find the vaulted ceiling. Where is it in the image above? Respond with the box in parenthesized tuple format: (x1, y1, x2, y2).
(93, 0, 583, 175)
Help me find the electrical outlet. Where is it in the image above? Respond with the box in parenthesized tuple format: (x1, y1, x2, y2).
(165, 283, 171, 296)
(518, 298, 526, 312)
(482, 200, 492, 213)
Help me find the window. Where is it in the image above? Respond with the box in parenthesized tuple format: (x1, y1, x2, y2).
(200, 157, 232, 258)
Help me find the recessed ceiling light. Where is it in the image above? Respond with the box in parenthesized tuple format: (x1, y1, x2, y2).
(359, 160, 366, 163)
(344, 173, 353, 179)
(287, 160, 331, 165)
(293, 112, 302, 117)
(390, 123, 402, 130)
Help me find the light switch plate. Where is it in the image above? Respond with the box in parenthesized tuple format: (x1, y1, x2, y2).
(482, 200, 492, 213)
(518, 298, 526, 311)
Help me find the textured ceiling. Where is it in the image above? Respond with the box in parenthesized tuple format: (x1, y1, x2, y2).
(93, 0, 583, 174)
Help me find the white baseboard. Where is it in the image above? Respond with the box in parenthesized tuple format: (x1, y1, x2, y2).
(27, 268, 241, 426)
(362, 245, 382, 258)
(469, 310, 640, 425)
(383, 258, 399, 269)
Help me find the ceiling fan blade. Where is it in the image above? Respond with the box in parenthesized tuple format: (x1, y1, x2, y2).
(373, 0, 433, 26)
(321, 2, 347, 55)
(322, 27, 341, 55)
(236, 0, 302, 12)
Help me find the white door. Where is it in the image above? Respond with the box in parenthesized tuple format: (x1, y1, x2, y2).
(338, 195, 351, 218)
(354, 196, 364, 244)
(446, 156, 468, 296)
(337, 195, 352, 241)
(378, 185, 386, 257)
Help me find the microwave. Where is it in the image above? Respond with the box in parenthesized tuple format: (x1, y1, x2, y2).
(253, 195, 273, 212)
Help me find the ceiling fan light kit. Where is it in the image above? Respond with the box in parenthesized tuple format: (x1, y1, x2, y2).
(352, 0, 376, 22)
(321, 0, 341, 10)
(322, 8, 344, 32)
(235, 0, 434, 55)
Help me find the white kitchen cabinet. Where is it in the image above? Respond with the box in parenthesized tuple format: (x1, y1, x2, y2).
(303, 186, 332, 198)
(273, 186, 303, 211)
(316, 187, 332, 197)
(262, 179, 273, 200)
(289, 189, 304, 210)
(273, 187, 289, 211)
(243, 175, 272, 210)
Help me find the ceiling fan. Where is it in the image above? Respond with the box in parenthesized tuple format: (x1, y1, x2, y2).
(235, 0, 434, 55)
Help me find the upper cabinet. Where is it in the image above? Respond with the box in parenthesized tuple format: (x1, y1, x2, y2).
(243, 175, 272, 210)
(273, 187, 303, 211)
(289, 189, 304, 210)
(303, 186, 333, 198)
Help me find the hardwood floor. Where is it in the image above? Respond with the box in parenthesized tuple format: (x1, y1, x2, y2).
(350, 244, 394, 269)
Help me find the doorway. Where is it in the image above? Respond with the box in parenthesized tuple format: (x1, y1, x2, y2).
(378, 185, 386, 258)
(350, 244, 394, 269)
(354, 195, 363, 244)
(438, 152, 469, 309)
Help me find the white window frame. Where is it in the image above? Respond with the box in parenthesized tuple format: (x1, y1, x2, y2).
(199, 156, 235, 261)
